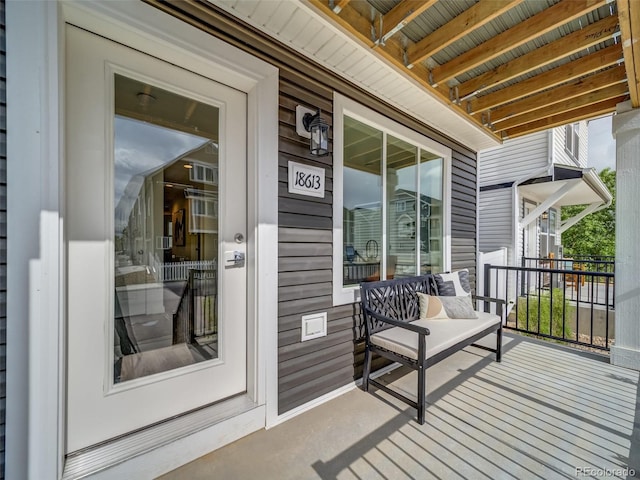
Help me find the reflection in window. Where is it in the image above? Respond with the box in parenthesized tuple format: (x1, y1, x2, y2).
(342, 116, 444, 287)
(113, 74, 220, 384)
(342, 117, 383, 286)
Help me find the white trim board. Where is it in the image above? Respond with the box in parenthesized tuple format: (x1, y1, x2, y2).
(6, 1, 66, 478)
(6, 1, 279, 477)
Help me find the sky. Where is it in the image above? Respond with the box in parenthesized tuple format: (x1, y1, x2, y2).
(114, 116, 208, 233)
(587, 115, 616, 172)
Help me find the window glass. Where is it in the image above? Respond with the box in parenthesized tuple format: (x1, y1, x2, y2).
(113, 74, 219, 384)
(387, 135, 418, 277)
(565, 123, 580, 160)
(342, 116, 383, 286)
(340, 115, 445, 290)
(419, 150, 443, 274)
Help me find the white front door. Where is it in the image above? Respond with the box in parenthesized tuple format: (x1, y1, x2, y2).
(66, 25, 247, 452)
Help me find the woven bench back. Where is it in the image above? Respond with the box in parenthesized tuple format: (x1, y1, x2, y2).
(360, 275, 435, 336)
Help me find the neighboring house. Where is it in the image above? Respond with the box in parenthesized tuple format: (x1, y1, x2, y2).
(344, 189, 443, 282)
(5, 1, 640, 479)
(478, 122, 612, 270)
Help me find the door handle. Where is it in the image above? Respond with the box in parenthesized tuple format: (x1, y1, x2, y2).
(225, 250, 245, 268)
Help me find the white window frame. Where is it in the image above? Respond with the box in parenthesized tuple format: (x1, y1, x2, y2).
(189, 160, 219, 186)
(565, 123, 580, 162)
(332, 92, 452, 306)
(156, 235, 172, 250)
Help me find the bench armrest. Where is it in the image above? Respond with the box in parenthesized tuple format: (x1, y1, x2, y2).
(472, 295, 505, 316)
(363, 307, 431, 336)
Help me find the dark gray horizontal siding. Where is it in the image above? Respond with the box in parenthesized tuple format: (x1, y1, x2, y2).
(1, 0, 6, 474)
(279, 316, 353, 348)
(277, 69, 362, 414)
(278, 304, 355, 333)
(451, 152, 478, 289)
(274, 68, 478, 412)
(148, 0, 478, 416)
(279, 365, 354, 414)
(278, 342, 353, 378)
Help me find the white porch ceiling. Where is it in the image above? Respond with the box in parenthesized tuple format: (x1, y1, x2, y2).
(212, 0, 501, 152)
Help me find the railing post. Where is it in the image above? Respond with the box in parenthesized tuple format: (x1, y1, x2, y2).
(484, 263, 491, 313)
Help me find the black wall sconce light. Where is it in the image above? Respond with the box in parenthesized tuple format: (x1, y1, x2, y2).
(296, 105, 330, 156)
(541, 210, 549, 220)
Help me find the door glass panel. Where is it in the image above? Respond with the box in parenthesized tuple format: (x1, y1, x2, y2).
(114, 74, 220, 383)
(342, 116, 383, 286)
(386, 135, 417, 277)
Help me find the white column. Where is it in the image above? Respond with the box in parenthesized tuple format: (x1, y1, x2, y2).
(611, 102, 640, 370)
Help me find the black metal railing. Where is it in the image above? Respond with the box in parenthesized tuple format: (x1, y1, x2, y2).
(485, 262, 614, 351)
(521, 256, 614, 306)
(522, 255, 615, 275)
(172, 268, 217, 344)
(344, 261, 380, 285)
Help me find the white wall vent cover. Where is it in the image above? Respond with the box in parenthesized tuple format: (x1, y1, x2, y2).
(301, 312, 327, 342)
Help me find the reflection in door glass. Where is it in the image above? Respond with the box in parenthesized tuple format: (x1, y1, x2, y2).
(113, 74, 220, 383)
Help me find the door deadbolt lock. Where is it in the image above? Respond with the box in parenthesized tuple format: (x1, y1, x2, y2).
(234, 233, 244, 244)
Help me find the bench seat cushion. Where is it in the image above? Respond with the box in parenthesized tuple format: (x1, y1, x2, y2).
(370, 311, 501, 360)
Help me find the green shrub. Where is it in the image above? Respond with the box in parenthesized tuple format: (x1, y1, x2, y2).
(516, 289, 573, 339)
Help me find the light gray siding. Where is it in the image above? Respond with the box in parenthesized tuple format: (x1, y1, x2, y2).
(552, 121, 588, 168)
(478, 130, 550, 187)
(478, 188, 513, 264)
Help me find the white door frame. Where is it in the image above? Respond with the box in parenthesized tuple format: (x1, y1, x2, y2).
(6, 1, 279, 478)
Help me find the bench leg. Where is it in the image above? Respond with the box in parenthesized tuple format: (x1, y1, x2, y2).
(362, 345, 372, 392)
(496, 325, 502, 363)
(417, 363, 426, 425)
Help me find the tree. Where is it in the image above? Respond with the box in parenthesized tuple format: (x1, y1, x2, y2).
(561, 168, 615, 257)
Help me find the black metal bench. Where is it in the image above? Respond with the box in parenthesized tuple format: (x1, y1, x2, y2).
(360, 274, 504, 424)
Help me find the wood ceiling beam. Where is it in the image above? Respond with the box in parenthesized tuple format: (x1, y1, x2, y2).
(490, 65, 627, 124)
(492, 83, 629, 132)
(379, 0, 439, 45)
(617, 0, 640, 106)
(406, 0, 524, 68)
(331, 0, 352, 14)
(470, 43, 623, 114)
(502, 96, 625, 139)
(430, 0, 609, 87)
(306, 0, 497, 137)
(456, 15, 620, 99)
(316, 0, 404, 56)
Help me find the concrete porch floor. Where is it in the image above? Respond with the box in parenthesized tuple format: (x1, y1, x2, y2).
(160, 334, 640, 479)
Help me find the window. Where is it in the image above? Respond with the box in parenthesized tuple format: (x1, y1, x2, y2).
(565, 123, 580, 161)
(540, 208, 558, 257)
(189, 160, 219, 185)
(185, 188, 218, 233)
(333, 93, 451, 305)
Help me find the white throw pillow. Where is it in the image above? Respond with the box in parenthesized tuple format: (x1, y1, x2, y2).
(418, 293, 477, 319)
(433, 269, 471, 296)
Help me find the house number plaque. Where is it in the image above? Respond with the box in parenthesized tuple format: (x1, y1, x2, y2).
(288, 161, 325, 198)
